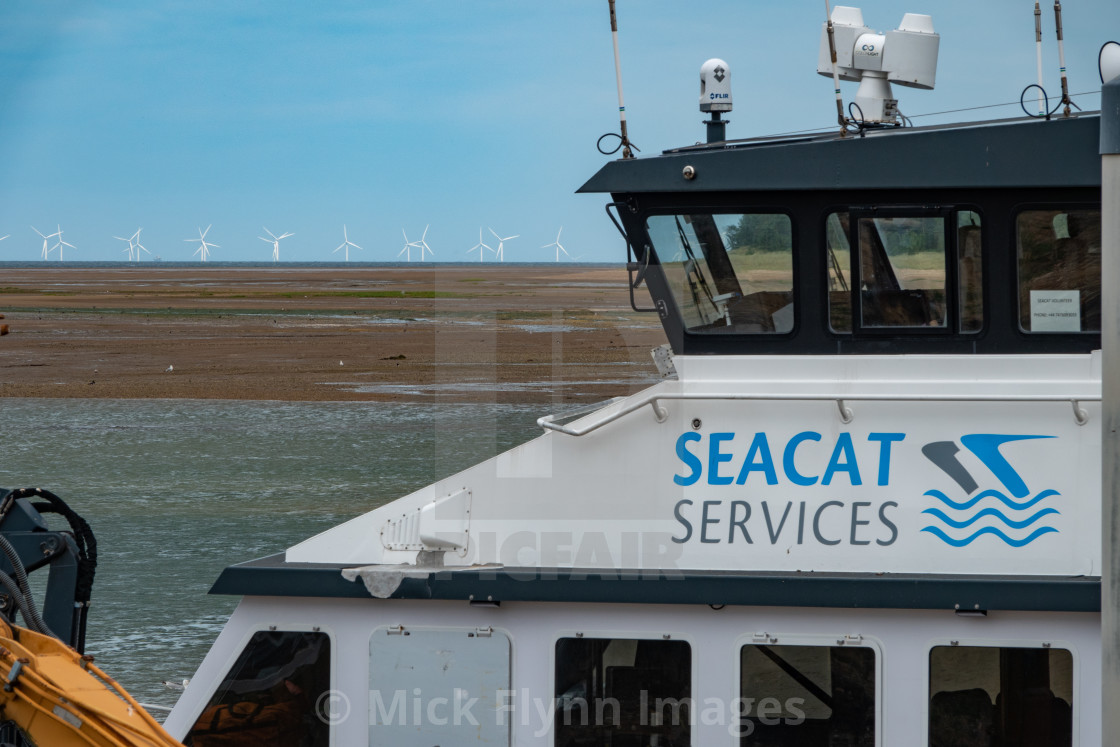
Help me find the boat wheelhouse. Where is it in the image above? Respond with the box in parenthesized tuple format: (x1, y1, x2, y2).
(163, 14, 1115, 747)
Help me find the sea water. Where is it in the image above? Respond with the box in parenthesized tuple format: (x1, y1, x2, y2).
(0, 398, 545, 709)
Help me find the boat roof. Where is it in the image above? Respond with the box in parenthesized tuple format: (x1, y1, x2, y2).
(578, 113, 1101, 194)
(210, 553, 1100, 613)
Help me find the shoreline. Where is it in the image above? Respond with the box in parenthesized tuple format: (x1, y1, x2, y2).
(0, 265, 665, 403)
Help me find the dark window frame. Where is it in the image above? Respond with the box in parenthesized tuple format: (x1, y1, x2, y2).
(184, 628, 332, 747)
(642, 207, 800, 338)
(737, 639, 879, 746)
(553, 635, 693, 747)
(1013, 203, 1102, 335)
(826, 205, 983, 337)
(928, 643, 1075, 747)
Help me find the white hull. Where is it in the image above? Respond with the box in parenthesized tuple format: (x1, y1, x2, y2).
(165, 596, 1099, 745)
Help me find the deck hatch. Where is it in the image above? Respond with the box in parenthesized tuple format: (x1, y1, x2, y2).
(369, 626, 510, 745)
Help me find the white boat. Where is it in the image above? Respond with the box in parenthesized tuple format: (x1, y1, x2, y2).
(141, 7, 1119, 746)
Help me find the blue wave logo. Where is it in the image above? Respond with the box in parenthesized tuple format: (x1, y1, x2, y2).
(920, 434, 1059, 547)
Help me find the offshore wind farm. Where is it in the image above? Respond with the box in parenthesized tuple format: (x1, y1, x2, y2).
(2, 3, 1114, 267)
(3, 223, 583, 263)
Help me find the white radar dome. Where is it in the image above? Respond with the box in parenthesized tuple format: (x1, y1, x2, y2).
(1102, 41, 1120, 84)
(700, 58, 732, 113)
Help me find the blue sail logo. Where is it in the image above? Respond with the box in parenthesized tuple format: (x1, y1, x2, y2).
(920, 434, 1059, 547)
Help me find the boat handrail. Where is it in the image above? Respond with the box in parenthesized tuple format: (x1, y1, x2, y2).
(538, 392, 1098, 436)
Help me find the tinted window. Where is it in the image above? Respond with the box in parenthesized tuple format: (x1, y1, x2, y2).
(647, 213, 794, 334)
(1017, 208, 1101, 332)
(828, 209, 982, 334)
(185, 630, 330, 747)
(957, 211, 983, 332)
(929, 645, 1073, 747)
(739, 643, 875, 745)
(555, 637, 690, 746)
(858, 214, 947, 328)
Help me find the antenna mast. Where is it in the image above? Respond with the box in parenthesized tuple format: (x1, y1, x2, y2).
(607, 0, 634, 158)
(1034, 2, 1045, 115)
(824, 0, 849, 133)
(1053, 1, 1072, 116)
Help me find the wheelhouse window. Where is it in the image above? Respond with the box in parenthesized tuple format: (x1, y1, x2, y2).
(184, 630, 331, 747)
(646, 212, 794, 334)
(555, 636, 690, 746)
(929, 645, 1073, 747)
(827, 209, 982, 333)
(1017, 208, 1101, 332)
(738, 642, 876, 745)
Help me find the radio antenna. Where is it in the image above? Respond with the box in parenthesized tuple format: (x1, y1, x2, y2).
(1034, 2, 1046, 115)
(824, 0, 849, 134)
(1053, 1, 1072, 116)
(607, 0, 634, 158)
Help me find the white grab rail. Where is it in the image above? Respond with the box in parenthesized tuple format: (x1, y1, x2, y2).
(537, 391, 1098, 436)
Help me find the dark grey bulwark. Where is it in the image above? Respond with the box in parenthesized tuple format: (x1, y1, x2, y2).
(211, 553, 1100, 613)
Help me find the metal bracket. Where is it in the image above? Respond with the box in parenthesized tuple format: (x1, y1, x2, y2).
(606, 201, 657, 313)
(4, 660, 25, 692)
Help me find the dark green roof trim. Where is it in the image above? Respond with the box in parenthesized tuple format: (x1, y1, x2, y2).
(578, 114, 1100, 194)
(211, 554, 1100, 612)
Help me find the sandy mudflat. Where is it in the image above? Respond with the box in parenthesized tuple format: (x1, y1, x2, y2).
(0, 265, 667, 403)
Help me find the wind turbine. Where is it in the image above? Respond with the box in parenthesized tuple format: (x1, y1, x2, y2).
(114, 233, 135, 261)
(333, 225, 361, 262)
(414, 226, 430, 262)
(134, 229, 151, 260)
(488, 227, 518, 262)
(403, 226, 432, 262)
(51, 225, 74, 261)
(186, 225, 219, 262)
(32, 226, 60, 260)
(467, 228, 492, 262)
(259, 227, 293, 262)
(399, 229, 421, 262)
(114, 228, 148, 262)
(542, 227, 571, 262)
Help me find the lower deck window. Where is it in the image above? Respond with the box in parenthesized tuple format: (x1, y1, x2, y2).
(929, 645, 1073, 747)
(739, 642, 876, 745)
(555, 637, 691, 746)
(184, 630, 330, 747)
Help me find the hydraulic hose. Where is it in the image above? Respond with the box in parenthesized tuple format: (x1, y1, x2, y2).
(0, 569, 53, 638)
(0, 536, 51, 638)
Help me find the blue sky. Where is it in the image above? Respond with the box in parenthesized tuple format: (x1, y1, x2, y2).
(0, 0, 1116, 263)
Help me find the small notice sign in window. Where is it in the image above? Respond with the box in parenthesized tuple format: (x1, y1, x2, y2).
(1030, 290, 1081, 332)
